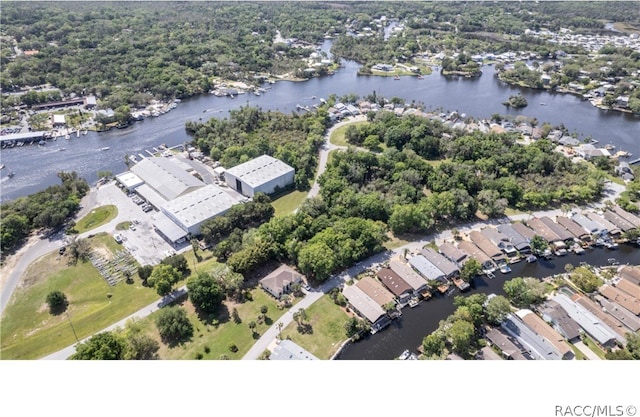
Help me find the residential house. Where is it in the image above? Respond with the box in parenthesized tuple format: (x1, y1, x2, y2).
(259, 264, 304, 299)
(485, 327, 529, 360)
(570, 213, 602, 235)
(501, 313, 565, 360)
(526, 218, 563, 247)
(438, 242, 468, 265)
(469, 231, 506, 263)
(615, 277, 640, 300)
(554, 293, 622, 346)
(355, 276, 396, 309)
(613, 206, 640, 228)
(270, 339, 319, 360)
(457, 240, 495, 271)
(571, 293, 630, 342)
(511, 222, 537, 242)
(594, 295, 640, 333)
(586, 212, 621, 236)
(619, 266, 640, 286)
(419, 248, 460, 278)
(409, 255, 446, 283)
(389, 258, 429, 294)
(342, 284, 389, 330)
(516, 309, 574, 359)
(376, 268, 413, 304)
(496, 224, 531, 253)
(538, 300, 581, 342)
(602, 210, 637, 233)
(480, 227, 517, 257)
(556, 216, 592, 241)
(599, 284, 640, 316)
(539, 216, 574, 242)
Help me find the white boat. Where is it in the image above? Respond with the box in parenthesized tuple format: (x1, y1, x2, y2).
(64, 134, 70, 140)
(100, 147, 110, 151)
(82, 130, 88, 135)
(398, 350, 411, 360)
(526, 254, 538, 263)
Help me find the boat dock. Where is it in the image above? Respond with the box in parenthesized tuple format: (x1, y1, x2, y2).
(0, 131, 48, 147)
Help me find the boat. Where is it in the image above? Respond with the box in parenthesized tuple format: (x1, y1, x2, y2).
(605, 143, 615, 151)
(100, 147, 110, 151)
(540, 103, 546, 106)
(499, 263, 512, 274)
(76, 130, 80, 137)
(408, 297, 421, 308)
(485, 271, 496, 279)
(7, 171, 15, 178)
(417, 75, 424, 79)
(604, 240, 618, 249)
(394, 75, 400, 80)
(0, 164, 4, 170)
(397, 350, 412, 360)
(58, 148, 66, 152)
(64, 134, 70, 140)
(82, 130, 88, 135)
(526, 254, 538, 263)
(607, 258, 619, 266)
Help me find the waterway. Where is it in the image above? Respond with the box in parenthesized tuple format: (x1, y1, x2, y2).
(337, 243, 640, 360)
(1, 40, 638, 201)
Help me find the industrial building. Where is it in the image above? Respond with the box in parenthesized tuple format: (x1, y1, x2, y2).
(224, 155, 295, 197)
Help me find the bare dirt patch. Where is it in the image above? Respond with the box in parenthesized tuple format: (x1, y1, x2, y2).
(20, 253, 68, 289)
(0, 234, 42, 288)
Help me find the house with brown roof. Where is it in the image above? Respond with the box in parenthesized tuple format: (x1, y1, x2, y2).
(511, 222, 537, 242)
(586, 212, 621, 236)
(517, 309, 574, 359)
(259, 264, 304, 299)
(469, 231, 505, 262)
(615, 277, 640, 300)
(619, 266, 640, 286)
(389, 258, 428, 293)
(539, 216, 574, 242)
(376, 268, 413, 304)
(457, 240, 495, 270)
(438, 242, 468, 265)
(539, 300, 581, 342)
(599, 284, 640, 316)
(571, 293, 629, 342)
(356, 276, 396, 308)
(603, 210, 636, 232)
(613, 205, 640, 227)
(556, 216, 591, 241)
(485, 327, 529, 360)
(594, 295, 640, 333)
(526, 218, 562, 244)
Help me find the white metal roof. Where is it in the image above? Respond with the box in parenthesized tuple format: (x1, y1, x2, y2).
(162, 184, 238, 229)
(152, 212, 188, 242)
(225, 155, 294, 188)
(342, 284, 386, 324)
(131, 157, 204, 200)
(115, 172, 144, 189)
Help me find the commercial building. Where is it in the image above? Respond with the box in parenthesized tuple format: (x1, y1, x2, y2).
(131, 157, 205, 201)
(224, 155, 295, 197)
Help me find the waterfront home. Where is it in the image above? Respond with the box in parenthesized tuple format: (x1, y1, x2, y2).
(456, 240, 495, 271)
(480, 227, 517, 257)
(496, 224, 531, 253)
(485, 328, 529, 360)
(438, 242, 468, 265)
(553, 293, 622, 347)
(598, 284, 640, 316)
(376, 268, 413, 304)
(613, 206, 640, 228)
(619, 266, 640, 286)
(419, 248, 460, 279)
(259, 264, 304, 299)
(342, 284, 390, 332)
(270, 339, 319, 361)
(538, 300, 581, 343)
(539, 216, 574, 242)
(469, 230, 506, 263)
(516, 309, 574, 360)
(389, 257, 429, 294)
(525, 218, 563, 247)
(355, 276, 396, 309)
(585, 212, 621, 236)
(593, 295, 640, 333)
(501, 313, 565, 360)
(556, 216, 592, 241)
(570, 213, 602, 235)
(409, 255, 446, 283)
(511, 222, 537, 242)
(570, 293, 630, 342)
(615, 277, 640, 300)
(602, 210, 637, 233)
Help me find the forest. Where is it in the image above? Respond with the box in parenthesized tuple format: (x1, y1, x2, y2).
(0, 172, 89, 255)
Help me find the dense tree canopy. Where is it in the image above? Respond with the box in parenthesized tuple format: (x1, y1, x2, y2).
(187, 272, 226, 315)
(154, 306, 194, 345)
(71, 331, 126, 360)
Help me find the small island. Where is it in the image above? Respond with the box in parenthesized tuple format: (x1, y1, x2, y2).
(503, 93, 528, 108)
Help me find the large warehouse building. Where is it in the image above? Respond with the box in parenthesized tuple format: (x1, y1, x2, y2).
(131, 157, 205, 200)
(224, 155, 295, 197)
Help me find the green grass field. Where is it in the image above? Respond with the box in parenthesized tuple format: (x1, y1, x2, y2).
(271, 190, 308, 217)
(329, 121, 369, 146)
(74, 205, 118, 233)
(279, 295, 350, 359)
(150, 288, 286, 360)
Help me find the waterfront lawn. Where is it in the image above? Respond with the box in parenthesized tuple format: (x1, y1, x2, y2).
(329, 121, 369, 146)
(153, 288, 284, 359)
(0, 243, 158, 359)
(271, 190, 308, 217)
(74, 205, 118, 233)
(279, 295, 350, 359)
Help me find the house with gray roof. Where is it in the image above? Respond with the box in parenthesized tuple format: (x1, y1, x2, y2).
(572, 293, 630, 341)
(556, 216, 592, 241)
(480, 227, 517, 256)
(496, 224, 530, 253)
(501, 313, 565, 360)
(602, 210, 637, 232)
(419, 248, 459, 278)
(586, 212, 621, 236)
(260, 264, 304, 299)
(457, 240, 494, 270)
(342, 284, 388, 327)
(270, 339, 319, 360)
(409, 255, 446, 282)
(539, 216, 574, 242)
(552, 293, 621, 346)
(594, 295, 640, 332)
(469, 230, 505, 262)
(613, 206, 640, 227)
(485, 327, 530, 360)
(389, 258, 428, 293)
(571, 213, 602, 235)
(538, 300, 581, 342)
(438, 242, 468, 265)
(516, 309, 574, 359)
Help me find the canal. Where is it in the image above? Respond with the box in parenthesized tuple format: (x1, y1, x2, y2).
(336, 243, 640, 360)
(1, 40, 638, 202)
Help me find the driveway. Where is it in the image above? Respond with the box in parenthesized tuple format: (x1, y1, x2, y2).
(573, 340, 602, 361)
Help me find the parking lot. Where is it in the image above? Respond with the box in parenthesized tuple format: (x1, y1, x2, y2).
(94, 182, 190, 266)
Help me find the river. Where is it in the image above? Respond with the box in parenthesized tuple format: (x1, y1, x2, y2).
(337, 243, 640, 360)
(1, 39, 638, 201)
